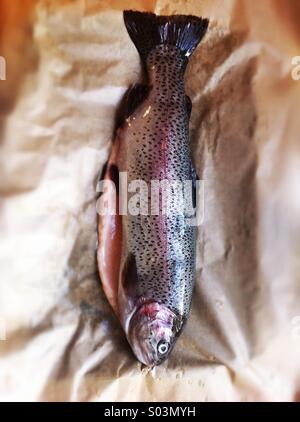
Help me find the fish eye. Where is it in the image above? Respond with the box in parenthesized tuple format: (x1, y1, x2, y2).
(157, 341, 169, 355)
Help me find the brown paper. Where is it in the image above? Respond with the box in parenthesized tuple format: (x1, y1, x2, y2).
(1, 0, 300, 401)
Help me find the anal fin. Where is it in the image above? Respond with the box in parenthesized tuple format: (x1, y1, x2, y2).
(116, 83, 150, 127)
(186, 95, 192, 119)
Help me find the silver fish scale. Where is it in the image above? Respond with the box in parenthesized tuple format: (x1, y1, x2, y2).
(123, 46, 197, 319)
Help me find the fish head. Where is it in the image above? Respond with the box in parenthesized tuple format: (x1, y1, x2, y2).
(127, 301, 184, 366)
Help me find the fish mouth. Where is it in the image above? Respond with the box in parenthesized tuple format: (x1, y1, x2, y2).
(127, 300, 180, 366)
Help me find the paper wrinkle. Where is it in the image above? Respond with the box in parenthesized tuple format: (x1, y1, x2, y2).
(0, 0, 300, 401)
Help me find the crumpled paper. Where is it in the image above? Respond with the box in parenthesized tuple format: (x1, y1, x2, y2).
(1, 0, 300, 402)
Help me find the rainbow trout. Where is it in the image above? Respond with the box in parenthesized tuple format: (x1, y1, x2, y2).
(97, 11, 208, 366)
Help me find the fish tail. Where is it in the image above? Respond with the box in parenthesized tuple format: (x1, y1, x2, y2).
(123, 10, 209, 64)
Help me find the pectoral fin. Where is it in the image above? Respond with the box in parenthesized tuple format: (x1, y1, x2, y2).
(97, 159, 122, 314)
(121, 253, 139, 294)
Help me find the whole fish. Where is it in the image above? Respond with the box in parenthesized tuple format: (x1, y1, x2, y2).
(97, 10, 208, 366)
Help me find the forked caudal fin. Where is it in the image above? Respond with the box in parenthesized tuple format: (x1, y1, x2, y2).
(123, 10, 209, 64)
